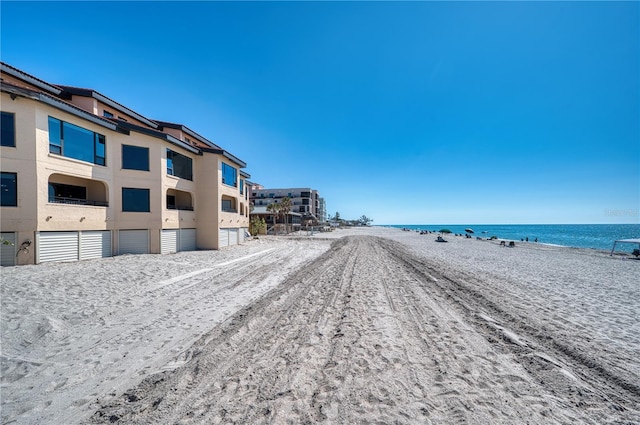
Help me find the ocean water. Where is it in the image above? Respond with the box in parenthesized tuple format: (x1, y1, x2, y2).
(384, 224, 640, 252)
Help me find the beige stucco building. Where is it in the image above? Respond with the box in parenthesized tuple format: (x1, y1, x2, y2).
(0, 62, 250, 266)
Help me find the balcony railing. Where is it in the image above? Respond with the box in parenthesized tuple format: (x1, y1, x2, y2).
(167, 205, 194, 211)
(222, 208, 238, 213)
(49, 196, 108, 207)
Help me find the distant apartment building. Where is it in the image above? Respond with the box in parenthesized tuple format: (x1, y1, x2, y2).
(0, 62, 250, 266)
(318, 197, 327, 223)
(249, 186, 323, 224)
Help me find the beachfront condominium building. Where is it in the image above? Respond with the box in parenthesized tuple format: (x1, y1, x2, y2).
(250, 187, 323, 224)
(0, 62, 250, 266)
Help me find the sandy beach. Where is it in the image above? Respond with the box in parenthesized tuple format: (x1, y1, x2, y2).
(1, 227, 639, 424)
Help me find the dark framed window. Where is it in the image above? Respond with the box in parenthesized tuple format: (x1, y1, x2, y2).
(48, 117, 106, 165)
(222, 198, 236, 212)
(1, 112, 16, 147)
(48, 183, 86, 203)
(166, 149, 193, 180)
(0, 172, 17, 206)
(166, 194, 176, 209)
(122, 188, 150, 212)
(240, 179, 244, 195)
(122, 145, 149, 171)
(103, 111, 114, 118)
(222, 162, 237, 187)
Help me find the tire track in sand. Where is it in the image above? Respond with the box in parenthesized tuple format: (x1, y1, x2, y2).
(89, 236, 636, 425)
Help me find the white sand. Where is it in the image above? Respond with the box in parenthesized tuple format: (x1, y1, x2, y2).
(1, 227, 639, 424)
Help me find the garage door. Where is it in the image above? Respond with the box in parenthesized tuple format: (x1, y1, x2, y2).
(1, 232, 16, 267)
(219, 228, 229, 248)
(229, 228, 238, 245)
(37, 232, 79, 263)
(161, 229, 179, 254)
(119, 230, 149, 255)
(80, 231, 112, 260)
(179, 229, 196, 252)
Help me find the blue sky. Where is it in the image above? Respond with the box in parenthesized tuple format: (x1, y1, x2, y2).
(1, 1, 638, 224)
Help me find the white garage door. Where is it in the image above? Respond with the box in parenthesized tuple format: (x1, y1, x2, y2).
(119, 230, 149, 255)
(80, 231, 112, 260)
(219, 228, 229, 248)
(161, 229, 179, 254)
(229, 228, 238, 245)
(1, 232, 16, 267)
(37, 232, 79, 263)
(179, 229, 196, 252)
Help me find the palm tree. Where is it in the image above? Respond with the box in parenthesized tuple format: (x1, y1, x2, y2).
(279, 197, 292, 234)
(266, 202, 279, 235)
(359, 215, 373, 226)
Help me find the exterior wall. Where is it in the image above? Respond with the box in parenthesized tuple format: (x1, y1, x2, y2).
(195, 153, 220, 249)
(70, 95, 98, 115)
(161, 147, 197, 233)
(1, 93, 39, 264)
(1, 66, 251, 264)
(219, 159, 249, 246)
(35, 104, 112, 233)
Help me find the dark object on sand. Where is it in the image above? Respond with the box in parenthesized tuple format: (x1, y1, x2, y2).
(436, 236, 448, 242)
(465, 228, 474, 234)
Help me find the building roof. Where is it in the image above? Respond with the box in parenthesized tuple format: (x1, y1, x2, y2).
(1, 61, 251, 170)
(1, 81, 121, 133)
(113, 120, 200, 154)
(57, 85, 159, 129)
(155, 121, 223, 150)
(0, 62, 63, 96)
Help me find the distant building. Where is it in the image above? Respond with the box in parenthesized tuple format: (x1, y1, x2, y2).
(250, 187, 322, 225)
(318, 197, 327, 223)
(0, 62, 250, 266)
(250, 205, 302, 234)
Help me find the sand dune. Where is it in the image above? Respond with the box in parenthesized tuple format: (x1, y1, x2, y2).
(2, 228, 639, 424)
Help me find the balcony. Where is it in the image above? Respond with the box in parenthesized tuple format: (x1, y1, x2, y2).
(49, 196, 108, 207)
(48, 174, 108, 207)
(166, 189, 193, 211)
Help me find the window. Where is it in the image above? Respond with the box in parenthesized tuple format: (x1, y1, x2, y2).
(221, 197, 237, 212)
(166, 194, 176, 209)
(48, 117, 106, 165)
(167, 149, 193, 180)
(240, 179, 244, 195)
(122, 188, 150, 212)
(103, 111, 114, 118)
(1, 172, 17, 206)
(122, 145, 149, 171)
(1, 112, 16, 147)
(222, 162, 237, 187)
(48, 183, 86, 203)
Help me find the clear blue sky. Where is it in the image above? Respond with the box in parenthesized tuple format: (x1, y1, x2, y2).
(1, 1, 638, 224)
